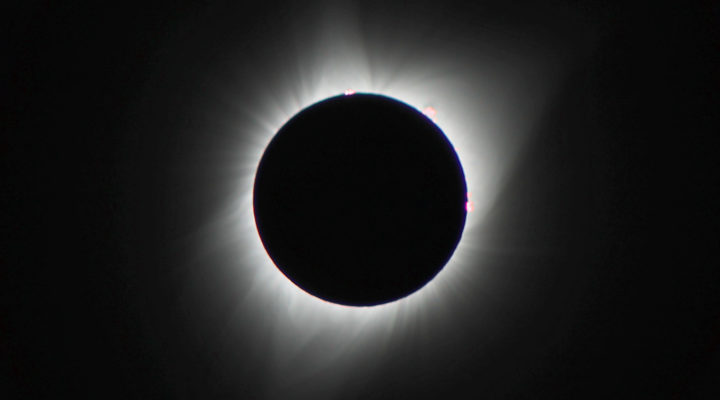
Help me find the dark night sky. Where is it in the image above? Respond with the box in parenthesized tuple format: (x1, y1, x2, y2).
(3, 1, 719, 399)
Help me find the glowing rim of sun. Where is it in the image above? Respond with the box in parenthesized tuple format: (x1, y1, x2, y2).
(211, 10, 559, 342)
(226, 82, 486, 338)
(251, 90, 473, 308)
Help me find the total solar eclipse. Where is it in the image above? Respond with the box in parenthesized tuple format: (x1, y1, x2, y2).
(253, 93, 467, 306)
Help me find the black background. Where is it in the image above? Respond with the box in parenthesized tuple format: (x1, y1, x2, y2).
(3, 1, 719, 398)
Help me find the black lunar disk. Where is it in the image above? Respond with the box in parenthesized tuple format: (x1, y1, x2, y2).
(253, 93, 467, 306)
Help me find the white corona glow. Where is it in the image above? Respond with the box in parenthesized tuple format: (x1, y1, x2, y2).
(192, 4, 566, 390)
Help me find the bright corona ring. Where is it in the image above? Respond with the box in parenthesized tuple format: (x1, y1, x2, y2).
(253, 93, 467, 306)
